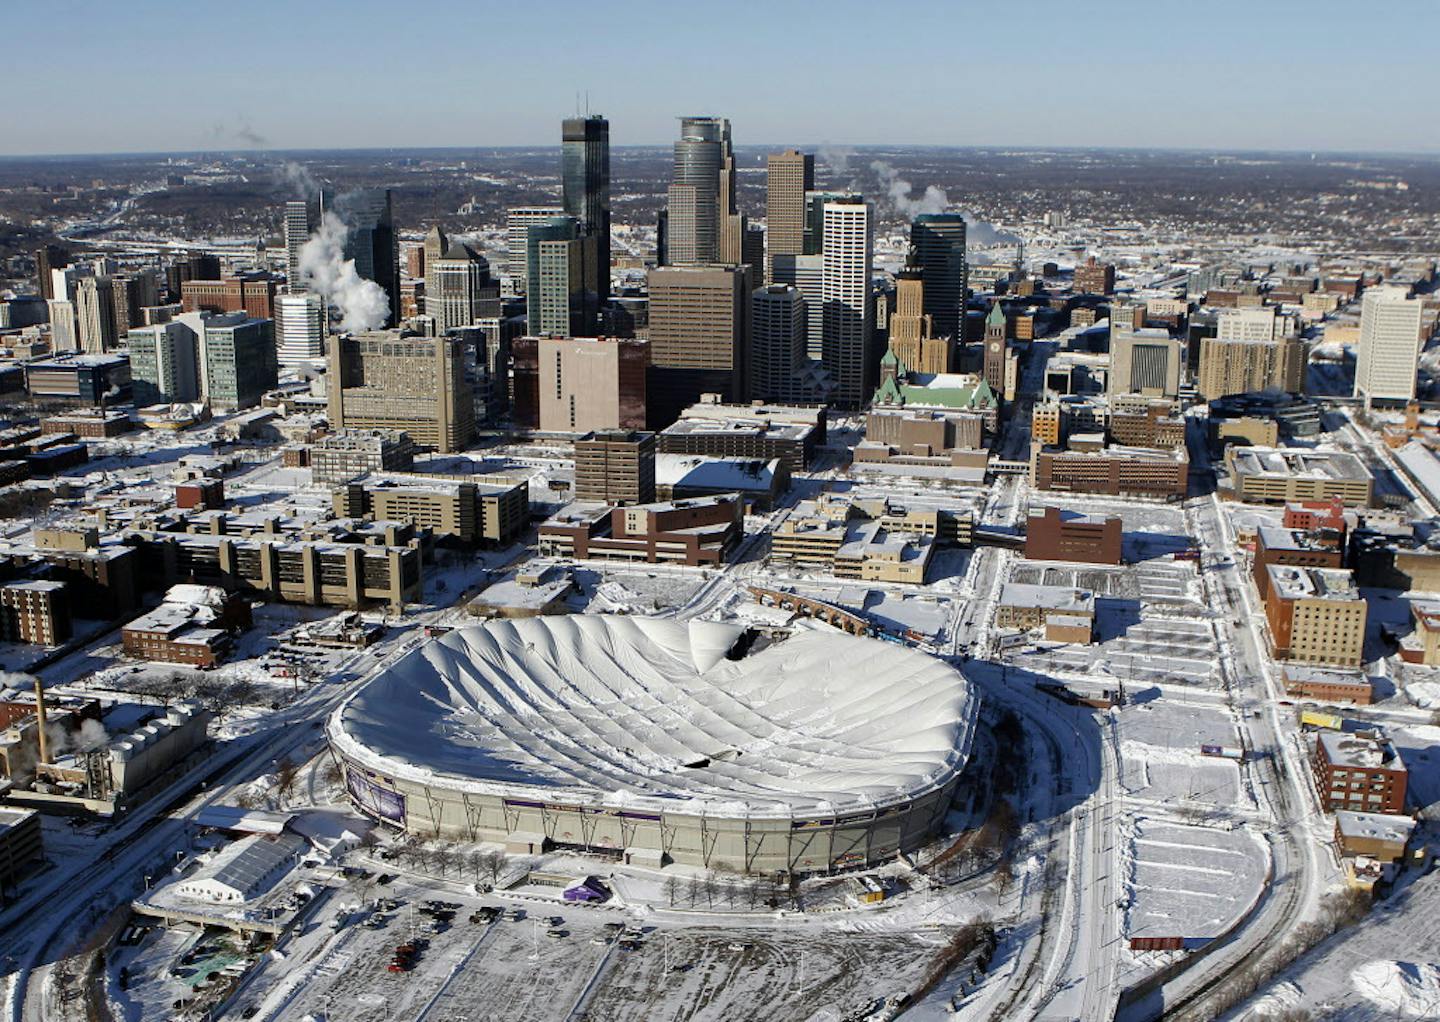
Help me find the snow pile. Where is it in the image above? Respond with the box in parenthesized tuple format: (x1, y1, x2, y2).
(331, 615, 978, 818)
(1351, 960, 1440, 1018)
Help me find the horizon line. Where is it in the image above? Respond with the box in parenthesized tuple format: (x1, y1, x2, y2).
(3, 142, 1440, 162)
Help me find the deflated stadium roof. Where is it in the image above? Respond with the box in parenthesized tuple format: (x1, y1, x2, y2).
(330, 615, 976, 819)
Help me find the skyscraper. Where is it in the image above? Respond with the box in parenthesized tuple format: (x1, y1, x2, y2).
(199, 313, 277, 411)
(562, 115, 610, 300)
(751, 284, 806, 401)
(911, 214, 967, 339)
(889, 253, 949, 374)
(804, 191, 861, 255)
(427, 238, 499, 332)
(328, 331, 475, 453)
(76, 276, 117, 353)
(667, 117, 725, 265)
(526, 216, 599, 337)
(1355, 286, 1425, 408)
(646, 264, 752, 426)
(276, 292, 325, 366)
(820, 199, 873, 408)
(983, 302, 1008, 392)
(505, 207, 564, 295)
(765, 150, 813, 281)
(34, 245, 68, 300)
(127, 320, 200, 405)
(772, 253, 824, 360)
(340, 189, 399, 327)
(283, 191, 328, 290)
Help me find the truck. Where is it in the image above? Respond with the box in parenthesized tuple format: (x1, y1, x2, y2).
(1299, 709, 1344, 732)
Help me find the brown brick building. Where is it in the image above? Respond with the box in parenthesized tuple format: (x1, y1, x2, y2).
(1031, 444, 1188, 501)
(574, 431, 656, 505)
(1025, 507, 1122, 565)
(1252, 526, 1345, 600)
(1313, 730, 1407, 814)
(180, 274, 278, 320)
(538, 495, 741, 566)
(0, 580, 70, 645)
(1073, 256, 1115, 295)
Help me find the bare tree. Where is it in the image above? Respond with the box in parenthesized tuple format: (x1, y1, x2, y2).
(274, 756, 299, 802)
(685, 875, 701, 907)
(663, 875, 679, 907)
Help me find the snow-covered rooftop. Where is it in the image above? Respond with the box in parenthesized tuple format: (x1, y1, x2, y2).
(330, 616, 976, 819)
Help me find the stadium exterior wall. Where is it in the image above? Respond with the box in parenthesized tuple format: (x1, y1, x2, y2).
(331, 748, 961, 874)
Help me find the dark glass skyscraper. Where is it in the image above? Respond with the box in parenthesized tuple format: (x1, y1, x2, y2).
(340, 189, 400, 327)
(562, 115, 610, 300)
(910, 214, 968, 339)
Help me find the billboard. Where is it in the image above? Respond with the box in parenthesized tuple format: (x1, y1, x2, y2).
(345, 765, 406, 824)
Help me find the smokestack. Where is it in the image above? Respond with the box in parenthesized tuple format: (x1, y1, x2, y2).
(33, 676, 49, 765)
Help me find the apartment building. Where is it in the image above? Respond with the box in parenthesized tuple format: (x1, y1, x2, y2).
(333, 472, 528, 546)
(0, 581, 70, 645)
(1312, 730, 1407, 814)
(1263, 564, 1367, 666)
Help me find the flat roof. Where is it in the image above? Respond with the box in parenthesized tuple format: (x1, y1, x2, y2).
(1336, 810, 1415, 845)
(1265, 564, 1359, 601)
(998, 582, 1096, 614)
(1230, 446, 1371, 483)
(1319, 730, 1403, 772)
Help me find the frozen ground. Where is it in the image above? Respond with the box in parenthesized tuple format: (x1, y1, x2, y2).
(1242, 868, 1440, 1021)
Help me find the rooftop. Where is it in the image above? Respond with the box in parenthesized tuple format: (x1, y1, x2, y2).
(1229, 446, 1371, 483)
(1319, 730, 1403, 772)
(1265, 564, 1359, 602)
(998, 582, 1096, 614)
(1335, 810, 1416, 846)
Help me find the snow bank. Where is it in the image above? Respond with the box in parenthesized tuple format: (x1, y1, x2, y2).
(1351, 960, 1440, 1018)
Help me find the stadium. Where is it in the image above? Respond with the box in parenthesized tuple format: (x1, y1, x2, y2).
(328, 615, 978, 874)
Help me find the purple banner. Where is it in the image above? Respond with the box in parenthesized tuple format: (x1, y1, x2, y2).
(346, 767, 407, 824)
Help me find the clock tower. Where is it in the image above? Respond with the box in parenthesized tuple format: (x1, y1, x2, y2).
(983, 301, 1007, 392)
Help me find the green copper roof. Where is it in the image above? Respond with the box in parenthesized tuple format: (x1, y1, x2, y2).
(986, 302, 1006, 325)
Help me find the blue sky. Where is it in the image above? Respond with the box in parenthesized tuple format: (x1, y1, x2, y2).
(7, 0, 1437, 156)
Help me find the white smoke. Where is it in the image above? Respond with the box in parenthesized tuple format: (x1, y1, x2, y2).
(45, 723, 70, 757)
(76, 718, 108, 752)
(871, 161, 949, 218)
(818, 144, 855, 177)
(868, 160, 1022, 245)
(278, 161, 320, 199)
(298, 211, 389, 332)
(965, 215, 1021, 247)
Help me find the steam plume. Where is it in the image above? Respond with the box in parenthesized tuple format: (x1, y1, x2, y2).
(870, 161, 949, 218)
(298, 211, 389, 332)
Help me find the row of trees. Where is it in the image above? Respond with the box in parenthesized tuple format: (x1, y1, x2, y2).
(661, 871, 794, 911)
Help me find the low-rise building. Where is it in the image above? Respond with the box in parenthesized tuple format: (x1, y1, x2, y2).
(1252, 526, 1346, 599)
(1400, 600, 1440, 666)
(0, 807, 44, 891)
(0, 581, 70, 645)
(1263, 565, 1367, 666)
(1312, 730, 1407, 814)
(121, 585, 250, 667)
(659, 398, 826, 472)
(1281, 665, 1374, 705)
(126, 531, 423, 610)
(24, 354, 131, 404)
(995, 583, 1096, 643)
(333, 472, 528, 547)
(1024, 506, 1122, 565)
(654, 454, 788, 510)
(770, 494, 972, 573)
(538, 495, 741, 566)
(311, 430, 417, 487)
(1031, 443, 1188, 501)
(39, 410, 132, 438)
(1226, 447, 1373, 506)
(1333, 810, 1415, 863)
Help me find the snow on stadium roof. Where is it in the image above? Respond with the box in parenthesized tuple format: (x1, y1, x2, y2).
(330, 616, 975, 819)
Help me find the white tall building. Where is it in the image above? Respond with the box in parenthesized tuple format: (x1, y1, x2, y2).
(750, 284, 805, 402)
(771, 253, 824, 361)
(75, 276, 117, 353)
(1354, 286, 1425, 407)
(505, 207, 564, 296)
(821, 199, 873, 408)
(46, 300, 77, 352)
(1217, 306, 1294, 342)
(276, 292, 324, 365)
(283, 194, 326, 290)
